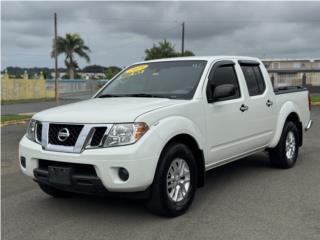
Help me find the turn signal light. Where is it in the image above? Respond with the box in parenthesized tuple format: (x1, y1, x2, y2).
(134, 122, 149, 140)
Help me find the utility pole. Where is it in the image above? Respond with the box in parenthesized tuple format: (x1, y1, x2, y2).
(181, 22, 185, 56)
(54, 12, 59, 104)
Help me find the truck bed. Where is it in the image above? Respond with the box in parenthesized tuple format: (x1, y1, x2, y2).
(274, 86, 310, 130)
(273, 86, 307, 95)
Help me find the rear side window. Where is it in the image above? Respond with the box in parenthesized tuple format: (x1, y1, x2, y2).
(240, 65, 266, 96)
(208, 65, 241, 100)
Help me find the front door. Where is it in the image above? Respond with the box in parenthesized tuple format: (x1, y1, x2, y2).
(204, 60, 250, 166)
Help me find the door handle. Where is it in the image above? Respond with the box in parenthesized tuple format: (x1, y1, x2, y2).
(266, 100, 273, 107)
(240, 104, 249, 112)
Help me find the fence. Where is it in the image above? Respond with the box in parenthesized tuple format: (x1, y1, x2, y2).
(46, 79, 107, 94)
(1, 72, 55, 101)
(1, 71, 109, 101)
(46, 79, 108, 99)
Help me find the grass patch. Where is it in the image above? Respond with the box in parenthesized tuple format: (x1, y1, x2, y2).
(311, 95, 320, 103)
(1, 115, 32, 124)
(1, 98, 55, 105)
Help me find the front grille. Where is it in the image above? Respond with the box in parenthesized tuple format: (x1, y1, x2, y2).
(36, 122, 42, 143)
(40, 123, 111, 153)
(90, 127, 107, 147)
(49, 124, 83, 146)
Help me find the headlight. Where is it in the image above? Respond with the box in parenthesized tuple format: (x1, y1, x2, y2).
(26, 119, 41, 144)
(26, 119, 37, 142)
(103, 122, 149, 147)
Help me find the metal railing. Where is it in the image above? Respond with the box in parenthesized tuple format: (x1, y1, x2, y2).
(45, 79, 109, 99)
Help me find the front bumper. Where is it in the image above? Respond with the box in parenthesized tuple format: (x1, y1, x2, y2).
(19, 132, 161, 192)
(33, 165, 151, 198)
(34, 166, 106, 194)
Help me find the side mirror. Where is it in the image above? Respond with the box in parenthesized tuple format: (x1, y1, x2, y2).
(209, 84, 236, 102)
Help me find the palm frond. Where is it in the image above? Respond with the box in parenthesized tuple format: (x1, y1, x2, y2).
(50, 32, 91, 74)
(74, 48, 90, 62)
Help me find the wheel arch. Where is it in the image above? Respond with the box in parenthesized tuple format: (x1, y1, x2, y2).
(269, 102, 303, 148)
(154, 133, 206, 188)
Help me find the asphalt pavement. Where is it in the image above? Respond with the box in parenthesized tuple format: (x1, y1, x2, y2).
(1, 108, 320, 240)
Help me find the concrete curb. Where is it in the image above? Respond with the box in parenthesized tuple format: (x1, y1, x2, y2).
(1, 112, 34, 127)
(0, 119, 30, 128)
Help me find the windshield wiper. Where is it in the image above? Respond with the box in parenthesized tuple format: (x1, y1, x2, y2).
(98, 93, 176, 99)
(123, 93, 173, 99)
(98, 94, 122, 98)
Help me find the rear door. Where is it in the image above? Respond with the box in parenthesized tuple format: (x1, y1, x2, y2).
(238, 60, 277, 148)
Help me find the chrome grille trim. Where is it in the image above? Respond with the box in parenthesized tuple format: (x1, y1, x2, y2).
(85, 127, 109, 149)
(74, 124, 93, 153)
(41, 122, 49, 150)
(35, 122, 42, 144)
(40, 122, 113, 153)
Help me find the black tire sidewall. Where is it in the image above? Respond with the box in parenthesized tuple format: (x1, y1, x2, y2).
(282, 122, 299, 167)
(156, 143, 197, 216)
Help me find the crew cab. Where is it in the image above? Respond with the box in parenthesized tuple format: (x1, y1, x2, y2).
(19, 56, 312, 216)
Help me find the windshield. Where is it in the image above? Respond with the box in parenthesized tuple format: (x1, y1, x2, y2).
(96, 60, 207, 99)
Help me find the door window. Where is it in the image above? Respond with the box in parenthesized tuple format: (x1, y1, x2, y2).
(207, 64, 241, 101)
(240, 65, 266, 96)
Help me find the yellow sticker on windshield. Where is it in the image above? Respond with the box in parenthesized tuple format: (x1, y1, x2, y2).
(126, 64, 149, 76)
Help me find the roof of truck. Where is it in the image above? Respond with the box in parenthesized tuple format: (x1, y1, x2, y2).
(133, 56, 260, 65)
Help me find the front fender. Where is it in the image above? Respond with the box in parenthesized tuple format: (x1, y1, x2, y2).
(152, 116, 205, 153)
(269, 101, 302, 148)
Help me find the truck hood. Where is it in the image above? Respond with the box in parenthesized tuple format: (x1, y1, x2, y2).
(33, 97, 186, 123)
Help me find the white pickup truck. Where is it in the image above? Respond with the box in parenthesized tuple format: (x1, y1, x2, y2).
(19, 56, 312, 216)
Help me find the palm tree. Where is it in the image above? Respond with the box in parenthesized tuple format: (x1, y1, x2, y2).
(144, 39, 195, 60)
(51, 33, 91, 79)
(144, 40, 177, 61)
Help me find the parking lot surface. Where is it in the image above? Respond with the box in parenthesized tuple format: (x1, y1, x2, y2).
(1, 108, 320, 240)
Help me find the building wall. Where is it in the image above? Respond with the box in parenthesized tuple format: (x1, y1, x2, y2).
(1, 73, 55, 101)
(263, 59, 320, 70)
(263, 59, 320, 92)
(269, 72, 320, 87)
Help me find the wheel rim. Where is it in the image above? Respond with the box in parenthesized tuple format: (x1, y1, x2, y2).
(285, 131, 296, 160)
(166, 158, 191, 202)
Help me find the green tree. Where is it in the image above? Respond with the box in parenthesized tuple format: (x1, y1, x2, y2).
(105, 66, 122, 80)
(144, 40, 177, 60)
(51, 33, 91, 79)
(177, 50, 195, 57)
(144, 39, 195, 60)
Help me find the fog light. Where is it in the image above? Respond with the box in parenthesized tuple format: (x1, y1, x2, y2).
(20, 156, 26, 168)
(118, 167, 129, 181)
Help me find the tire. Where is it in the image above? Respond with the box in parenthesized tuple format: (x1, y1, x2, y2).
(38, 183, 73, 198)
(269, 121, 299, 169)
(147, 142, 197, 217)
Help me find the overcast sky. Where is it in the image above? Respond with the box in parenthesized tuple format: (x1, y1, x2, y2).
(2, 1, 320, 69)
